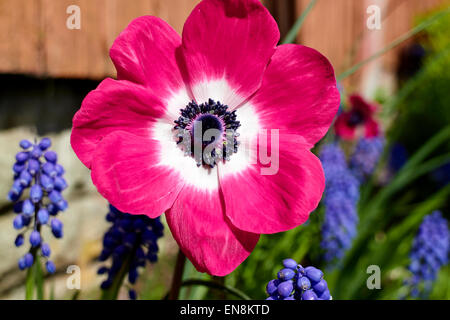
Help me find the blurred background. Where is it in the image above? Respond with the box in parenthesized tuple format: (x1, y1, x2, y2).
(0, 0, 449, 299)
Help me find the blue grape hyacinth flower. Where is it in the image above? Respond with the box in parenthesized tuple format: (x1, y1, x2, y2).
(266, 258, 331, 300)
(98, 205, 164, 300)
(350, 136, 385, 182)
(407, 211, 449, 298)
(8, 138, 68, 274)
(320, 144, 360, 266)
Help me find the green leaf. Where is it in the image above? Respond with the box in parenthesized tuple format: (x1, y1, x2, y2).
(181, 279, 252, 300)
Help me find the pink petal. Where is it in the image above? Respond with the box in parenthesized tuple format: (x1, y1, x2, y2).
(181, 0, 279, 107)
(71, 78, 167, 168)
(166, 184, 259, 276)
(110, 16, 186, 99)
(247, 44, 340, 147)
(350, 94, 377, 117)
(90, 131, 184, 218)
(219, 134, 325, 234)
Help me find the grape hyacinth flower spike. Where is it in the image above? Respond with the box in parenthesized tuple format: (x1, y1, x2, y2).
(98, 205, 164, 300)
(71, 0, 340, 276)
(8, 138, 68, 274)
(266, 258, 331, 300)
(320, 144, 360, 267)
(350, 136, 385, 182)
(406, 211, 449, 298)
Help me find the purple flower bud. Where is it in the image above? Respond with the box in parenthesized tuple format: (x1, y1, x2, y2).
(18, 257, 27, 270)
(41, 243, 51, 257)
(302, 290, 318, 300)
(39, 174, 54, 192)
(39, 138, 52, 151)
(19, 170, 32, 187)
(30, 147, 42, 159)
(55, 164, 65, 176)
(24, 253, 34, 268)
(22, 199, 35, 216)
(19, 140, 32, 149)
(15, 152, 29, 163)
(13, 162, 26, 174)
(49, 190, 62, 204)
(43, 162, 56, 177)
(266, 279, 279, 296)
(30, 230, 41, 247)
(312, 279, 328, 294)
(37, 208, 49, 224)
(305, 267, 324, 283)
(51, 219, 63, 238)
(30, 184, 43, 203)
(44, 151, 58, 163)
(277, 268, 296, 281)
(53, 177, 68, 191)
(15, 234, 24, 247)
(277, 281, 294, 298)
(45, 260, 56, 274)
(297, 276, 312, 291)
(27, 159, 41, 176)
(282, 258, 298, 270)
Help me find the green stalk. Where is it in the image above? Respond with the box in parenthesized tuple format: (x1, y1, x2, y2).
(181, 279, 252, 300)
(337, 8, 450, 81)
(100, 253, 133, 300)
(282, 0, 318, 44)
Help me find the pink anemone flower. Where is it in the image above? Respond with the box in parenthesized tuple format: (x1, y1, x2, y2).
(71, 0, 340, 276)
(334, 94, 379, 141)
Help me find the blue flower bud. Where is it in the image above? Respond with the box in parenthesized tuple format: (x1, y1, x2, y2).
(44, 151, 57, 163)
(27, 159, 41, 176)
(13, 201, 23, 213)
(39, 174, 54, 192)
(22, 199, 35, 216)
(13, 215, 24, 230)
(312, 279, 328, 294)
(128, 268, 138, 284)
(41, 243, 51, 257)
(13, 162, 26, 174)
(43, 162, 57, 177)
(18, 257, 27, 270)
(51, 219, 63, 238)
(49, 190, 62, 204)
(128, 289, 137, 300)
(19, 139, 32, 149)
(19, 170, 32, 187)
(15, 234, 24, 247)
(97, 266, 108, 275)
(302, 290, 318, 300)
(30, 230, 41, 247)
(45, 260, 56, 274)
(47, 203, 59, 216)
(30, 147, 42, 159)
(282, 258, 298, 270)
(266, 279, 279, 296)
(318, 289, 331, 300)
(297, 276, 311, 291)
(277, 281, 294, 298)
(24, 253, 34, 268)
(30, 185, 43, 203)
(39, 138, 52, 151)
(305, 266, 324, 283)
(277, 268, 296, 281)
(37, 208, 49, 224)
(283, 296, 295, 300)
(55, 164, 65, 176)
(15, 152, 29, 163)
(53, 177, 68, 191)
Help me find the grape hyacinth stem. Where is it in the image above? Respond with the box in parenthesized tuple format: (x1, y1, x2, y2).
(100, 251, 134, 300)
(168, 249, 187, 300)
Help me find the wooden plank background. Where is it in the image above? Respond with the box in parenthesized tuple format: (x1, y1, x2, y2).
(0, 0, 448, 86)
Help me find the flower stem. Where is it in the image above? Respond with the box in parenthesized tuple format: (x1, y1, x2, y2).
(282, 0, 318, 44)
(337, 7, 450, 81)
(168, 249, 186, 300)
(100, 253, 132, 300)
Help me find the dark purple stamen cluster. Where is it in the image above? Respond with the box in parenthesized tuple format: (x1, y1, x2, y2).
(266, 259, 332, 300)
(8, 138, 67, 274)
(98, 205, 164, 300)
(174, 99, 241, 168)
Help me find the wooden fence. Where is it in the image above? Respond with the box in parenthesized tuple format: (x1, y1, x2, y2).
(0, 0, 448, 88)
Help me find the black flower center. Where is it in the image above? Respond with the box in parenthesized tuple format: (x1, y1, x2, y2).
(174, 99, 240, 168)
(347, 111, 365, 126)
